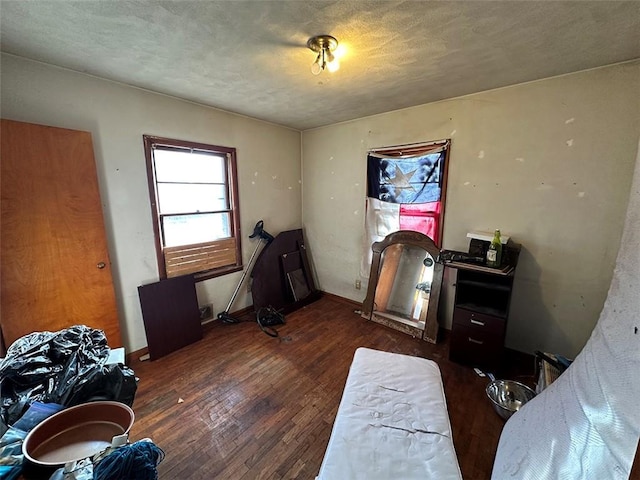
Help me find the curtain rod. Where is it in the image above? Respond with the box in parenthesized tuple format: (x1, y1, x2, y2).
(368, 139, 449, 154)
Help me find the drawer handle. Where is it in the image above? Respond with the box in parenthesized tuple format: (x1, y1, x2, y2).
(468, 337, 484, 345)
(470, 319, 485, 326)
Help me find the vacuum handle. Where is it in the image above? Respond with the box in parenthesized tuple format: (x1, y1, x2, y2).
(249, 220, 264, 238)
(224, 239, 263, 313)
(249, 220, 274, 243)
(221, 220, 274, 317)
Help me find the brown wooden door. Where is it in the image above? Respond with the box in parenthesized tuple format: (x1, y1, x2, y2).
(1, 119, 121, 348)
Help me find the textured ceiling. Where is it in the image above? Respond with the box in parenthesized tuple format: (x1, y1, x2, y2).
(1, 1, 639, 130)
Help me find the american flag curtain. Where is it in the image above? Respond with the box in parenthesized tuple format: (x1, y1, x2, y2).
(361, 141, 449, 277)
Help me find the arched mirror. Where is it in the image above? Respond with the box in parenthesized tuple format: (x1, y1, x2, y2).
(361, 231, 444, 343)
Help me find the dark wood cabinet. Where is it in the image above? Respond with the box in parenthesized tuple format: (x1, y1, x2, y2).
(448, 241, 520, 370)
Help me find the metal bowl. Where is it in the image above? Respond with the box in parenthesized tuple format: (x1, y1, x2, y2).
(486, 380, 536, 420)
(23, 401, 134, 467)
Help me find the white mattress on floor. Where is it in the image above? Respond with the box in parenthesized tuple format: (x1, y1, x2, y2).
(317, 347, 462, 480)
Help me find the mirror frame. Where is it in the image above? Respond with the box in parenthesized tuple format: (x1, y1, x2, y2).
(361, 230, 444, 343)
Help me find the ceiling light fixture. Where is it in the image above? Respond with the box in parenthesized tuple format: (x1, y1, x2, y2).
(307, 35, 339, 75)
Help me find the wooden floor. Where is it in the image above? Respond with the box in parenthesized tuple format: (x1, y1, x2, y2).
(127, 295, 536, 479)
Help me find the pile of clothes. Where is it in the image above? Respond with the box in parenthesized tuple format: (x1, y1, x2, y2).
(0, 325, 138, 479)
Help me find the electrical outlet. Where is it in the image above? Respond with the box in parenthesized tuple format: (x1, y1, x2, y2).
(355, 279, 361, 290)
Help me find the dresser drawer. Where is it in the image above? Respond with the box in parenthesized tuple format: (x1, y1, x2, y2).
(449, 324, 504, 369)
(453, 307, 504, 335)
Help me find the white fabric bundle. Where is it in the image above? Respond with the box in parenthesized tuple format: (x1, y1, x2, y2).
(492, 141, 640, 478)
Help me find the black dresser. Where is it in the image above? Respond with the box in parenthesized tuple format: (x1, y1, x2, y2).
(446, 239, 520, 370)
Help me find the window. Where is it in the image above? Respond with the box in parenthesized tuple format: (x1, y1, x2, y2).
(143, 135, 242, 280)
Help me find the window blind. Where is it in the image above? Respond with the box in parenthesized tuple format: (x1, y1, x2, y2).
(164, 237, 237, 278)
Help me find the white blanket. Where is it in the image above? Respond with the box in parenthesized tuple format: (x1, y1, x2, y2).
(492, 139, 640, 478)
(317, 347, 462, 480)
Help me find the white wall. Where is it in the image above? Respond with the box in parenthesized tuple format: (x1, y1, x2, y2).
(3, 54, 639, 359)
(302, 61, 640, 358)
(1, 54, 302, 353)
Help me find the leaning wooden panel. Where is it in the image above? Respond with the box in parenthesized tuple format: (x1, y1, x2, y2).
(137, 275, 202, 360)
(0, 119, 121, 347)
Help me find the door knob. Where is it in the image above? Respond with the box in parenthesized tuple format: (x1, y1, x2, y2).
(97, 262, 106, 269)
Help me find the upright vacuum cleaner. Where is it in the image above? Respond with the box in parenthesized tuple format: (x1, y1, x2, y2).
(217, 220, 274, 324)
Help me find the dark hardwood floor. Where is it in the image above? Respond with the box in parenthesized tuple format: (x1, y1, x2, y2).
(128, 295, 536, 479)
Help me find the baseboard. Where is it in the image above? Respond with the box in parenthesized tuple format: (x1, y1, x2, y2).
(127, 296, 363, 364)
(126, 304, 256, 365)
(126, 346, 149, 365)
(320, 291, 363, 309)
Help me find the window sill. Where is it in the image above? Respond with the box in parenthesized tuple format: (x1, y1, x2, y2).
(194, 264, 244, 282)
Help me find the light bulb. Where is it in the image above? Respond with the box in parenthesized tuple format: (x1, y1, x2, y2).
(324, 47, 339, 72)
(311, 62, 323, 75)
(327, 59, 340, 73)
(324, 49, 335, 64)
(311, 52, 323, 75)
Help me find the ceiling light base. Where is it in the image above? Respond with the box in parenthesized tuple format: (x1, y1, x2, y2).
(307, 35, 339, 75)
(306, 35, 338, 53)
